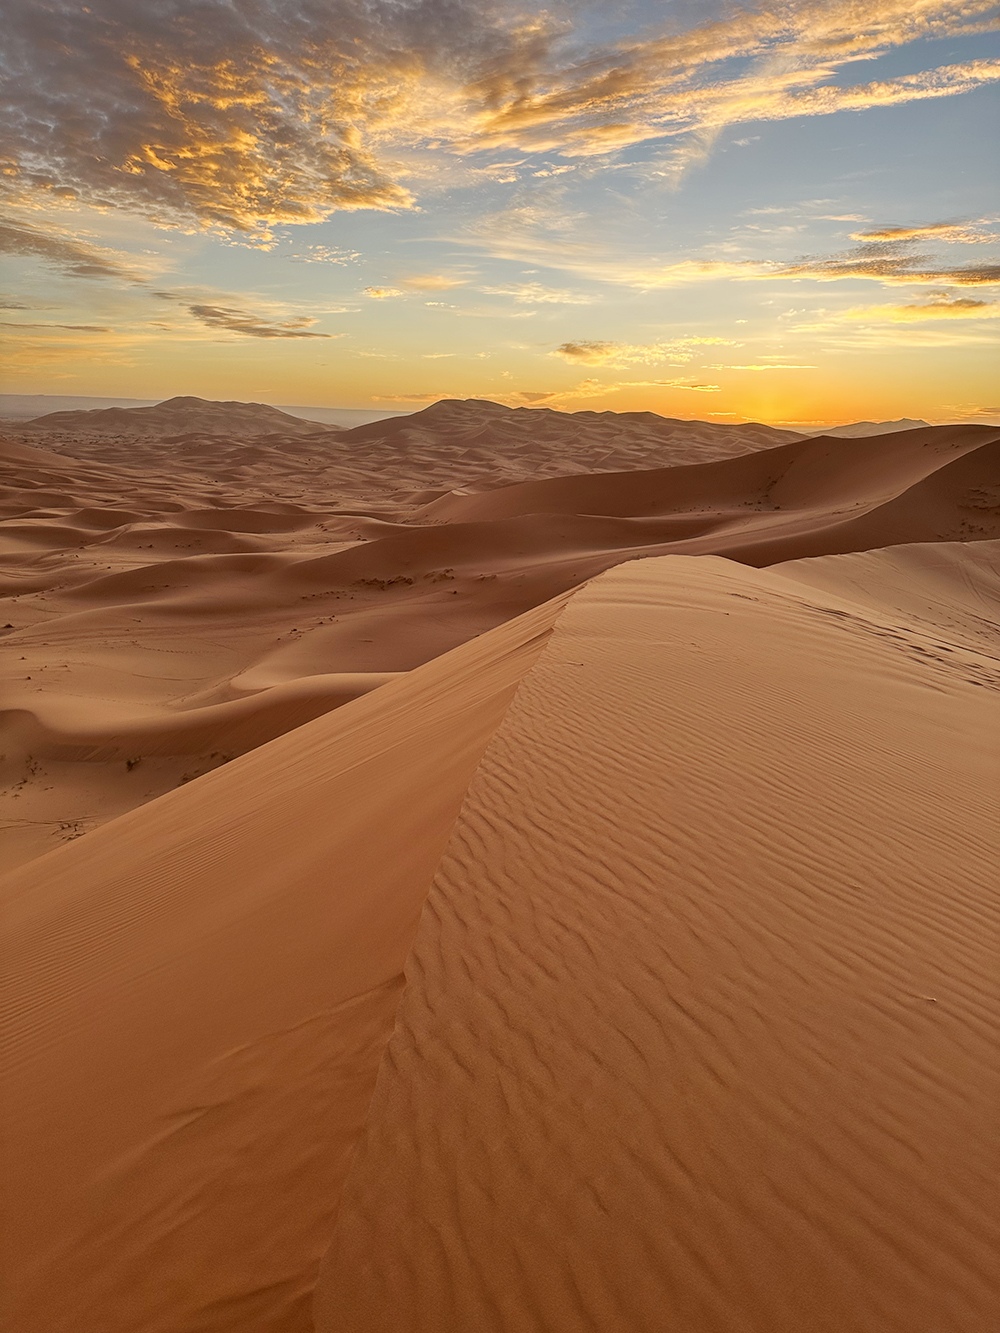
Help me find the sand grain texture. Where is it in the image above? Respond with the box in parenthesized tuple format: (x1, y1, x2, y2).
(315, 547, 1000, 1333)
(0, 593, 570, 1333)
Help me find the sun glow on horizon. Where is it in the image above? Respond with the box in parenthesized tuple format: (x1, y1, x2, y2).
(1, 0, 998, 424)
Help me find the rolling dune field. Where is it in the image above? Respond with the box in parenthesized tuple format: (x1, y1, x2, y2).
(1, 398, 998, 1333)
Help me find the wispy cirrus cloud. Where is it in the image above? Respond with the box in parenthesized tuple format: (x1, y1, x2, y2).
(398, 274, 468, 292)
(186, 304, 335, 338)
(479, 282, 592, 304)
(0, 320, 112, 331)
(850, 222, 996, 244)
(776, 238, 1000, 286)
(552, 336, 738, 367)
(840, 294, 1000, 320)
(0, 214, 140, 280)
(470, 211, 1000, 291)
(940, 403, 1000, 418)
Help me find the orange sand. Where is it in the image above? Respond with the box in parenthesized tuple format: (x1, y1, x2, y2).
(2, 398, 998, 1332)
(1, 404, 996, 870)
(316, 545, 1000, 1333)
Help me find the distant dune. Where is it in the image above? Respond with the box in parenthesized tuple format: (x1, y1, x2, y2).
(0, 404, 997, 869)
(2, 397, 998, 1332)
(18, 395, 330, 437)
(800, 417, 931, 437)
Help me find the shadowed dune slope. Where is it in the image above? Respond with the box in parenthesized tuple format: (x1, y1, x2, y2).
(2, 419, 998, 871)
(315, 544, 1000, 1333)
(9, 397, 802, 492)
(21, 396, 330, 438)
(416, 422, 997, 522)
(0, 593, 570, 1333)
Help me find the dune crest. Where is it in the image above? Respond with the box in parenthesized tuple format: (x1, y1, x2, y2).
(315, 545, 1000, 1333)
(3, 539, 997, 1332)
(2, 409, 997, 870)
(0, 593, 570, 1333)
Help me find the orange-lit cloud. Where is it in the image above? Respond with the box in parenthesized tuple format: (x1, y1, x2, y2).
(841, 295, 1000, 320)
(479, 282, 592, 304)
(186, 305, 335, 338)
(398, 274, 467, 291)
(375, 391, 453, 402)
(552, 336, 738, 366)
(850, 222, 996, 244)
(363, 287, 405, 299)
(4, 1, 999, 236)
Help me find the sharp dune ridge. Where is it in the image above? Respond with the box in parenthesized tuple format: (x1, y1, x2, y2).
(316, 547, 1000, 1333)
(0, 405, 997, 869)
(1, 397, 998, 1332)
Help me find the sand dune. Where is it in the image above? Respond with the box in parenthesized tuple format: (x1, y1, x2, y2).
(800, 417, 930, 438)
(315, 545, 1000, 1333)
(1, 408, 998, 870)
(3, 541, 997, 1333)
(18, 395, 330, 439)
(10, 395, 802, 494)
(0, 594, 570, 1333)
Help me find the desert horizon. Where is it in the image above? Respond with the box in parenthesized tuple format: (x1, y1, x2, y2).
(3, 2, 999, 1331)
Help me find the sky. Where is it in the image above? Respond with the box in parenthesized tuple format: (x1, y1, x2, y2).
(2, 0, 999, 426)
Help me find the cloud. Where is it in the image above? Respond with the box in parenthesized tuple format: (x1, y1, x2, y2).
(288, 245, 361, 264)
(777, 238, 1000, 287)
(399, 274, 467, 291)
(0, 321, 112, 331)
(553, 340, 628, 365)
(0, 0, 565, 236)
(552, 336, 738, 367)
(787, 320, 999, 349)
(455, 6, 1000, 169)
(940, 403, 1000, 418)
(850, 222, 996, 244)
(374, 391, 451, 402)
(187, 304, 334, 338)
(0, 214, 138, 280)
(479, 282, 592, 304)
(4, 0, 999, 237)
(614, 379, 721, 392)
(363, 286, 405, 299)
(615, 234, 1000, 291)
(840, 295, 1000, 321)
(705, 362, 816, 370)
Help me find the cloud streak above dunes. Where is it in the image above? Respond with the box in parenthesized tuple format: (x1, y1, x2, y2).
(552, 337, 738, 367)
(0, 215, 139, 279)
(186, 304, 333, 337)
(3, 1, 999, 235)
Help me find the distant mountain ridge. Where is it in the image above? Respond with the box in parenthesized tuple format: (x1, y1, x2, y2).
(0, 394, 406, 428)
(19, 395, 330, 437)
(5, 396, 958, 498)
(801, 419, 931, 438)
(10, 394, 941, 442)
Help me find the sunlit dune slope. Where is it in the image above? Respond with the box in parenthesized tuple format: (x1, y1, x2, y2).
(0, 592, 570, 1333)
(315, 542, 1000, 1333)
(1, 419, 997, 870)
(4, 542, 996, 1333)
(417, 421, 995, 522)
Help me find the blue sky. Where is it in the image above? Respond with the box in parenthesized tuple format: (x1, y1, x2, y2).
(2, 0, 998, 424)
